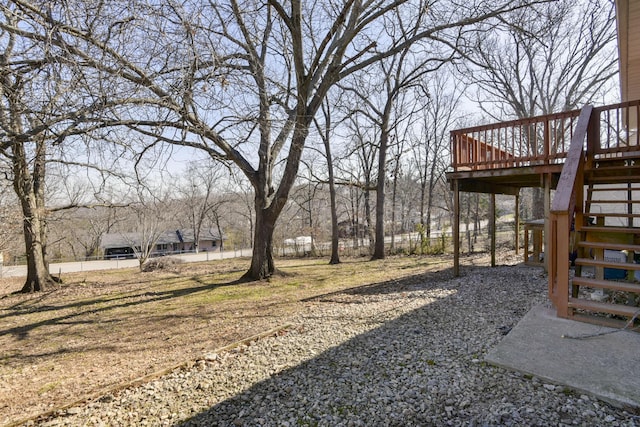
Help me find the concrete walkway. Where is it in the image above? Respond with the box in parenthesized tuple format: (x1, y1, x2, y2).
(486, 305, 640, 410)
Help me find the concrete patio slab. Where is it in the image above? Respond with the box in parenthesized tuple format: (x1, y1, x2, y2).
(486, 304, 640, 410)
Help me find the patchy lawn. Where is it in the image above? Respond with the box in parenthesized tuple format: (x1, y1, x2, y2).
(0, 254, 457, 426)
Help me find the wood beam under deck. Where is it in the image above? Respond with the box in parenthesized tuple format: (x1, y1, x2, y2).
(446, 164, 564, 194)
(453, 180, 520, 196)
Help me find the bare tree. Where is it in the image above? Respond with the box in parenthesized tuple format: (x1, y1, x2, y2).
(0, 178, 21, 261)
(4, 0, 552, 281)
(388, 125, 410, 252)
(124, 189, 174, 270)
(314, 95, 341, 264)
(410, 70, 463, 250)
(341, 114, 378, 254)
(173, 160, 227, 253)
(341, 12, 454, 259)
(226, 171, 255, 251)
(49, 205, 123, 260)
(465, 0, 617, 119)
(460, 0, 618, 217)
(291, 161, 326, 256)
(0, 5, 110, 291)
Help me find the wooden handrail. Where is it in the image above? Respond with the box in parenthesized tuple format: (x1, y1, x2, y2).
(550, 105, 592, 214)
(453, 109, 582, 135)
(548, 105, 593, 316)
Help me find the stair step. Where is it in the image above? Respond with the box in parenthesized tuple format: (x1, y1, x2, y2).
(586, 174, 640, 184)
(568, 313, 640, 330)
(568, 297, 640, 318)
(588, 186, 640, 192)
(587, 213, 640, 218)
(574, 257, 640, 270)
(571, 277, 640, 293)
(594, 152, 640, 162)
(592, 160, 640, 168)
(581, 225, 640, 234)
(586, 199, 638, 204)
(576, 241, 640, 252)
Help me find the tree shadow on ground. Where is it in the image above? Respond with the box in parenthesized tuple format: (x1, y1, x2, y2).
(0, 275, 245, 340)
(177, 264, 549, 426)
(305, 266, 457, 301)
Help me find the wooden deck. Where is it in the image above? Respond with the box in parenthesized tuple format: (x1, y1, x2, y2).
(447, 108, 583, 194)
(447, 100, 640, 328)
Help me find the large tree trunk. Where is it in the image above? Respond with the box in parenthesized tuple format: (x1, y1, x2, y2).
(13, 140, 57, 293)
(243, 207, 276, 280)
(21, 206, 54, 292)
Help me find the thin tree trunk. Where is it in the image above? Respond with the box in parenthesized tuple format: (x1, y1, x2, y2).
(418, 178, 427, 253)
(364, 186, 374, 255)
(390, 170, 398, 251)
(372, 130, 389, 260)
(323, 129, 340, 264)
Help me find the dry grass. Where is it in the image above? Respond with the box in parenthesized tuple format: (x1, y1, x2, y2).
(0, 254, 455, 426)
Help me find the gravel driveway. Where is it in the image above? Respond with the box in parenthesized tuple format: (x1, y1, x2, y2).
(30, 260, 639, 426)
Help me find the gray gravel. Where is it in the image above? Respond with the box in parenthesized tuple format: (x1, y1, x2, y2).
(28, 260, 639, 426)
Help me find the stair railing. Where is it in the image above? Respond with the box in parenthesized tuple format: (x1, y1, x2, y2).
(548, 105, 594, 316)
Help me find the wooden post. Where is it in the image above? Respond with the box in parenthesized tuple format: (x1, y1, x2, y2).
(552, 213, 570, 318)
(514, 193, 520, 255)
(490, 193, 496, 267)
(544, 173, 551, 273)
(453, 180, 460, 276)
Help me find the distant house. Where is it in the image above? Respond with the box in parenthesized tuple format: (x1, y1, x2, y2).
(100, 229, 224, 259)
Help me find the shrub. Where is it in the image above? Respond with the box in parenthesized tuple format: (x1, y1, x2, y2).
(141, 257, 184, 272)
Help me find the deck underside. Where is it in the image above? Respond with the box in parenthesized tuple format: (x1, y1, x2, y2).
(446, 164, 564, 195)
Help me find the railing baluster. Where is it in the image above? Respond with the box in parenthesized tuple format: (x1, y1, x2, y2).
(613, 108, 617, 150)
(636, 104, 639, 147)
(544, 118, 550, 164)
(625, 104, 629, 148)
(605, 109, 610, 152)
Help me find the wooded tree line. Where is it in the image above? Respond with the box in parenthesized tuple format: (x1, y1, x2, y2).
(0, 0, 617, 292)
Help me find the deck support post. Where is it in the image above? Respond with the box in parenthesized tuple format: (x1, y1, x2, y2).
(490, 193, 496, 267)
(453, 179, 460, 276)
(514, 193, 520, 255)
(544, 173, 551, 273)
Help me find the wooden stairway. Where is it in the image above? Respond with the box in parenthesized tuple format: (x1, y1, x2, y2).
(569, 156, 640, 329)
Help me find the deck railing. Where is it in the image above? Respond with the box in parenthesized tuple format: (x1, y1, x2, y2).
(451, 109, 582, 171)
(451, 100, 640, 172)
(592, 100, 640, 159)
